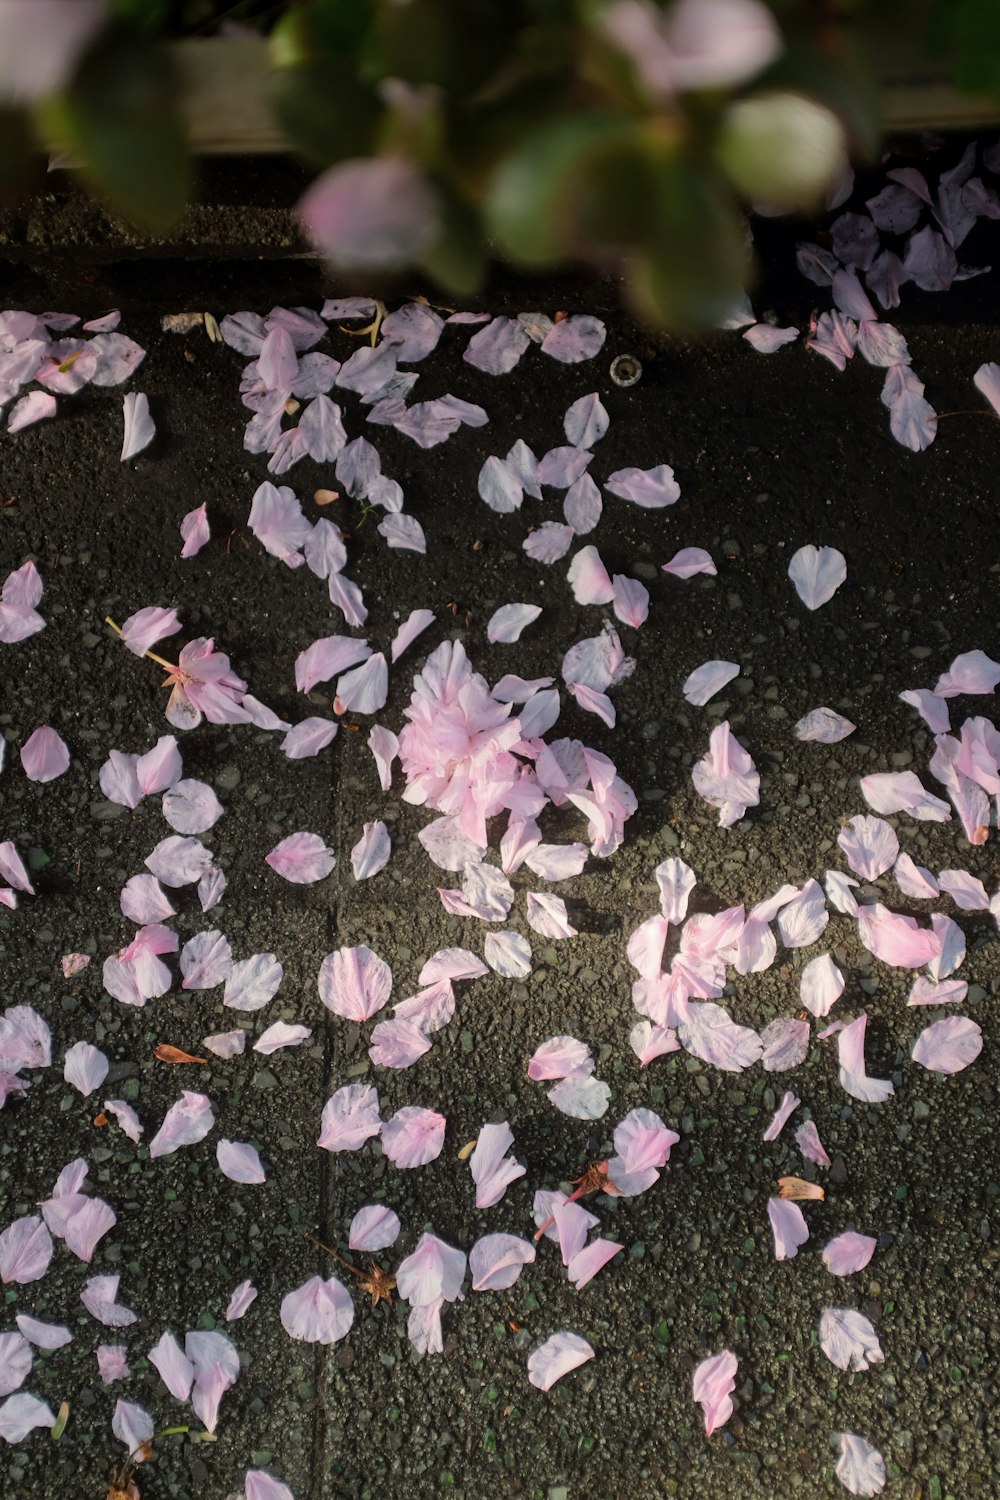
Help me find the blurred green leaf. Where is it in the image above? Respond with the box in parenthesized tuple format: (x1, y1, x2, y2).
(715, 92, 846, 208)
(368, 0, 519, 96)
(627, 144, 746, 329)
(110, 0, 172, 30)
(931, 0, 1000, 99)
(272, 61, 379, 165)
(418, 188, 488, 295)
(486, 111, 634, 265)
(271, 0, 372, 66)
(0, 109, 41, 205)
(43, 27, 191, 231)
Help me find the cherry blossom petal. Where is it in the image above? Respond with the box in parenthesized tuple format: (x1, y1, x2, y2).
(334, 652, 388, 715)
(788, 544, 847, 609)
(540, 315, 606, 363)
(19, 725, 70, 783)
(762, 1090, 800, 1141)
(528, 1036, 594, 1081)
(938, 868, 990, 910)
(487, 603, 542, 644)
(527, 1331, 595, 1391)
(318, 945, 391, 1021)
(525, 892, 577, 940)
(836, 1432, 886, 1496)
(470, 1121, 526, 1208)
(567, 546, 614, 605)
(692, 1349, 738, 1436)
(180, 503, 210, 558)
(564, 392, 609, 448)
(225, 1280, 257, 1322)
(604, 464, 680, 508)
(800, 952, 845, 1017)
(768, 1197, 809, 1260)
(691, 720, 759, 826)
(97, 1345, 129, 1383)
(80, 1274, 136, 1326)
(0, 1392, 55, 1443)
(0, 1334, 32, 1398)
(908, 976, 967, 1006)
(483, 930, 532, 979)
(611, 575, 649, 628)
(661, 547, 716, 579)
(162, 778, 224, 834)
(547, 1074, 610, 1119)
(180, 929, 233, 991)
(148, 1331, 194, 1400)
(563, 472, 603, 534)
(121, 392, 155, 460)
(265, 832, 335, 884)
(777, 880, 828, 948)
(280, 1275, 354, 1343)
(911, 1015, 983, 1074)
(819, 1307, 884, 1371)
(254, 1022, 311, 1054)
(654, 857, 696, 922)
(470, 1233, 536, 1292)
(146, 834, 213, 888)
(894, 852, 939, 899)
(795, 707, 856, 742)
(7, 390, 56, 432)
(348, 1205, 401, 1253)
(523, 521, 575, 563)
(63, 1041, 109, 1098)
(465, 316, 531, 375)
(148, 1091, 214, 1159)
(899, 688, 950, 733)
(682, 659, 739, 706)
(246, 1471, 294, 1500)
(224, 954, 282, 1012)
(318, 1084, 381, 1153)
(795, 1120, 831, 1167)
(860, 769, 950, 820)
(217, 1140, 267, 1184)
(823, 1232, 877, 1276)
(837, 815, 899, 880)
(248, 481, 310, 567)
(857, 904, 940, 967)
(103, 1099, 143, 1143)
(567, 1238, 623, 1289)
(381, 1106, 446, 1168)
(744, 324, 798, 353)
(837, 1013, 895, 1103)
(678, 1001, 763, 1072)
(0, 1216, 52, 1286)
(630, 1020, 680, 1065)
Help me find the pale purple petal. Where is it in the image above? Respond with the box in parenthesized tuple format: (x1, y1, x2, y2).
(97, 1344, 129, 1383)
(0, 1217, 52, 1285)
(881, 362, 937, 451)
(120, 874, 176, 925)
(563, 472, 603, 534)
(148, 1091, 214, 1159)
(61, 1196, 116, 1262)
(245, 1471, 294, 1500)
(223, 954, 282, 1012)
(299, 156, 439, 270)
(762, 1090, 800, 1141)
(661, 546, 716, 579)
(911, 1015, 982, 1074)
(280, 1275, 354, 1343)
(465, 317, 531, 375)
(121, 392, 155, 460)
(217, 1139, 267, 1184)
(19, 725, 70, 783)
(795, 1120, 831, 1167)
(0, 1392, 55, 1443)
(348, 1205, 401, 1253)
(836, 1433, 886, 1496)
(788, 544, 847, 609)
(768, 1198, 810, 1261)
(80, 1274, 136, 1326)
(692, 1349, 738, 1436)
(248, 481, 311, 567)
(540, 316, 606, 363)
(564, 392, 609, 448)
(823, 1231, 877, 1276)
(381, 1106, 446, 1168)
(162, 778, 224, 835)
(180, 929, 233, 990)
(819, 1307, 883, 1371)
(63, 1041, 109, 1098)
(145, 834, 212, 887)
(744, 324, 798, 353)
(15, 1315, 70, 1350)
(317, 1083, 381, 1152)
(604, 464, 680, 508)
(265, 832, 335, 885)
(0, 1334, 32, 1398)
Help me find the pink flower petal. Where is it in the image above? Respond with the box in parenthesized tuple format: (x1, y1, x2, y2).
(280, 1275, 354, 1343)
(15, 1316, 68, 1353)
(180, 503, 210, 558)
(224, 954, 282, 1011)
(265, 831, 335, 884)
(795, 706, 856, 742)
(604, 464, 680, 508)
(683, 659, 739, 706)
(348, 1205, 401, 1253)
(248, 481, 311, 567)
(317, 1083, 381, 1153)
(299, 156, 439, 270)
(819, 1307, 883, 1371)
(469, 1233, 535, 1292)
(567, 545, 614, 605)
(692, 1349, 738, 1436)
(0, 1216, 52, 1285)
(464, 316, 531, 376)
(254, 1021, 311, 1054)
(148, 1331, 194, 1400)
(19, 725, 70, 782)
(63, 1041, 109, 1098)
(162, 778, 224, 834)
(318, 945, 391, 1021)
(691, 721, 759, 826)
(800, 952, 845, 1017)
(768, 1197, 810, 1260)
(381, 1106, 446, 1168)
(547, 1073, 610, 1118)
(145, 834, 213, 887)
(334, 652, 388, 715)
(527, 1330, 594, 1391)
(540, 315, 606, 363)
(148, 1091, 214, 1158)
(836, 1432, 886, 1496)
(487, 603, 542, 644)
(911, 1015, 983, 1074)
(226, 1280, 258, 1321)
(470, 1121, 526, 1208)
(0, 1391, 55, 1443)
(837, 814, 899, 880)
(661, 546, 716, 579)
(180, 929, 233, 990)
(795, 1120, 831, 1167)
(121, 392, 155, 460)
(823, 1231, 877, 1276)
(7, 390, 56, 433)
(858, 903, 940, 968)
(217, 1140, 267, 1184)
(788, 544, 847, 609)
(762, 1090, 800, 1141)
(523, 521, 575, 563)
(564, 392, 609, 448)
(744, 324, 798, 352)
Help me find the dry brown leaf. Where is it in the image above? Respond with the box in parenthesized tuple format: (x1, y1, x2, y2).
(154, 1044, 207, 1065)
(161, 312, 204, 334)
(92, 1112, 109, 1127)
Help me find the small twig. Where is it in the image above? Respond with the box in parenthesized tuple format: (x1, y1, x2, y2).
(105, 616, 177, 673)
(304, 1230, 364, 1280)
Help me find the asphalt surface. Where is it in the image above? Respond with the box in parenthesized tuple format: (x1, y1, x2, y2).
(1, 192, 1000, 1500)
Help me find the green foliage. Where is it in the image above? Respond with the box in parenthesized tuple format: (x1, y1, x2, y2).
(8, 0, 1000, 324)
(41, 26, 191, 231)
